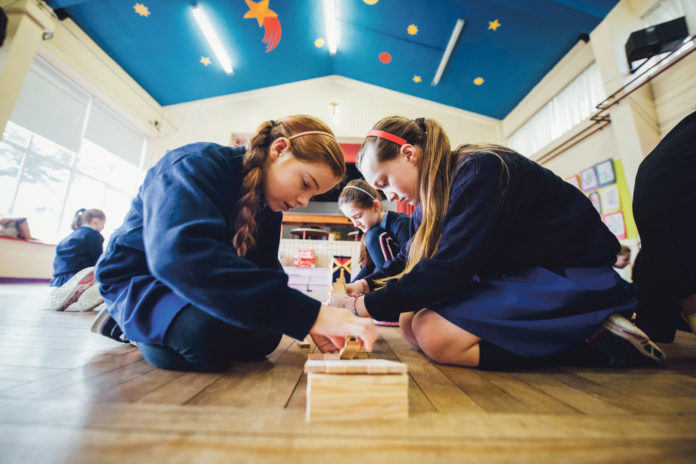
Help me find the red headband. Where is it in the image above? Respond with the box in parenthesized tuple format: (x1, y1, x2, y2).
(366, 129, 407, 146)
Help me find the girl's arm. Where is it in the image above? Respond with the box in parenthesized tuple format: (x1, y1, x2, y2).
(364, 155, 507, 322)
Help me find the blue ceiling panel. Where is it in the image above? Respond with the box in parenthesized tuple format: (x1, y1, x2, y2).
(45, 0, 619, 118)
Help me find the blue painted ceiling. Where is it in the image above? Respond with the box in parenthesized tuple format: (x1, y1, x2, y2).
(46, 0, 619, 119)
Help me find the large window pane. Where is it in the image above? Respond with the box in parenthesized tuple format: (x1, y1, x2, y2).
(110, 155, 143, 193)
(102, 187, 133, 243)
(2, 121, 32, 148)
(29, 131, 74, 166)
(76, 138, 114, 182)
(0, 142, 24, 213)
(58, 173, 107, 236)
(12, 154, 70, 243)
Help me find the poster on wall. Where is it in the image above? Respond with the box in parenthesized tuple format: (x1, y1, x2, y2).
(602, 212, 626, 239)
(598, 184, 621, 213)
(588, 191, 602, 214)
(564, 174, 581, 190)
(579, 166, 599, 192)
(595, 159, 616, 186)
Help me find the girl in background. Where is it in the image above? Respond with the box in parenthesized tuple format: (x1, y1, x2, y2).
(334, 116, 664, 370)
(49, 208, 106, 312)
(93, 115, 376, 372)
(338, 179, 411, 295)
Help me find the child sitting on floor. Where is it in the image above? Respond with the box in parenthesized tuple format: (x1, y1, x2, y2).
(49, 208, 106, 312)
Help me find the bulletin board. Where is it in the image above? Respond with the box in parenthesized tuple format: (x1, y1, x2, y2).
(564, 158, 637, 240)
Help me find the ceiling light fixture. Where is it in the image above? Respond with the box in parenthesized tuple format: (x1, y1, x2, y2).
(323, 0, 339, 55)
(192, 5, 234, 75)
(432, 18, 465, 86)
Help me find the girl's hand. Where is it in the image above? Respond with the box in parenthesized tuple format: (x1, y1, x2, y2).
(309, 304, 377, 352)
(328, 293, 369, 318)
(345, 280, 368, 295)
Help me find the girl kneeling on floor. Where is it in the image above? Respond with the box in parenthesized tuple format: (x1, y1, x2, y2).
(49, 208, 106, 312)
(332, 116, 664, 370)
(93, 115, 376, 372)
(338, 179, 411, 296)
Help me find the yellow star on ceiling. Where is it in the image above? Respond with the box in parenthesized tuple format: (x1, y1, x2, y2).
(407, 24, 418, 35)
(244, 0, 277, 28)
(488, 19, 501, 31)
(133, 3, 150, 17)
(314, 38, 325, 48)
(200, 56, 211, 66)
(473, 77, 485, 86)
(412, 75, 422, 83)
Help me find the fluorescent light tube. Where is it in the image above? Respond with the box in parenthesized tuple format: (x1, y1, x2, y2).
(432, 18, 465, 86)
(192, 5, 234, 75)
(324, 0, 339, 55)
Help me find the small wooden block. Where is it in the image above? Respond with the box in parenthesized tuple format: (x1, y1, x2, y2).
(307, 353, 341, 360)
(298, 336, 311, 349)
(304, 359, 407, 374)
(306, 371, 408, 421)
(339, 337, 361, 360)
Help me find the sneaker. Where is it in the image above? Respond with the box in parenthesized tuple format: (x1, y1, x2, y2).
(49, 267, 95, 311)
(90, 304, 130, 344)
(65, 284, 104, 312)
(588, 313, 666, 367)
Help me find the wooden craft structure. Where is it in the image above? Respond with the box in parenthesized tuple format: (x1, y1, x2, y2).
(305, 359, 408, 421)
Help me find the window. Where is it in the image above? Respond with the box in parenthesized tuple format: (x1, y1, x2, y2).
(0, 59, 146, 244)
(507, 63, 606, 157)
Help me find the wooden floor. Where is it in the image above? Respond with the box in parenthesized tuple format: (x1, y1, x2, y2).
(1, 284, 696, 463)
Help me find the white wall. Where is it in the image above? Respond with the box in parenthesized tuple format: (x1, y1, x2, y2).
(146, 76, 503, 167)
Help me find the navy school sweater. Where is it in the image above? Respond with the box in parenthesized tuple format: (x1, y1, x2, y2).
(364, 149, 620, 322)
(95, 143, 321, 345)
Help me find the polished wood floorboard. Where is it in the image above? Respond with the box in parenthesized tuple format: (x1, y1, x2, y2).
(1, 284, 695, 463)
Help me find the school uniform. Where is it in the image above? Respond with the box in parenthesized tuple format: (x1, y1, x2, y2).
(353, 210, 411, 282)
(364, 149, 636, 359)
(633, 110, 696, 341)
(50, 225, 104, 287)
(95, 143, 321, 368)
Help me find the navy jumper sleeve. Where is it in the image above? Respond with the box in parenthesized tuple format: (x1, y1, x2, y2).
(86, 229, 104, 264)
(364, 155, 507, 322)
(140, 149, 320, 340)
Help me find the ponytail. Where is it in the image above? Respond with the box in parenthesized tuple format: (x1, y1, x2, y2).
(358, 116, 510, 287)
(71, 208, 106, 230)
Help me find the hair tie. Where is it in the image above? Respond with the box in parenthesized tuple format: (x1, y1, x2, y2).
(366, 129, 407, 146)
(269, 120, 275, 126)
(288, 131, 336, 141)
(414, 117, 426, 134)
(343, 185, 376, 199)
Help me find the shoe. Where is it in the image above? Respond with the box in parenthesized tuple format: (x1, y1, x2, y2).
(588, 313, 666, 367)
(49, 267, 95, 311)
(90, 303, 130, 344)
(65, 284, 104, 312)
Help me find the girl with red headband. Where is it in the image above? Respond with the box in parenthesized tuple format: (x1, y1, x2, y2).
(92, 115, 376, 371)
(332, 115, 664, 370)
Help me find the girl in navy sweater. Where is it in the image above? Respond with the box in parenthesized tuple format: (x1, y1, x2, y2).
(93, 115, 376, 372)
(49, 208, 106, 312)
(333, 116, 664, 369)
(338, 179, 411, 295)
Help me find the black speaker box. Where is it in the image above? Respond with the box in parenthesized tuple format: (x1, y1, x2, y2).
(1, 8, 8, 48)
(625, 16, 689, 70)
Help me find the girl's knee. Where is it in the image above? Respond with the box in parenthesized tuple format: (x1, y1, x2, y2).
(399, 312, 419, 348)
(411, 310, 478, 366)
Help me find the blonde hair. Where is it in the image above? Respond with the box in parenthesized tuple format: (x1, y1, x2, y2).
(71, 208, 105, 230)
(339, 179, 383, 267)
(233, 115, 345, 256)
(357, 116, 510, 284)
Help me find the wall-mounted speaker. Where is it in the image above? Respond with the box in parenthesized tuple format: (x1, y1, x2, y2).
(1, 8, 8, 48)
(625, 16, 689, 73)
